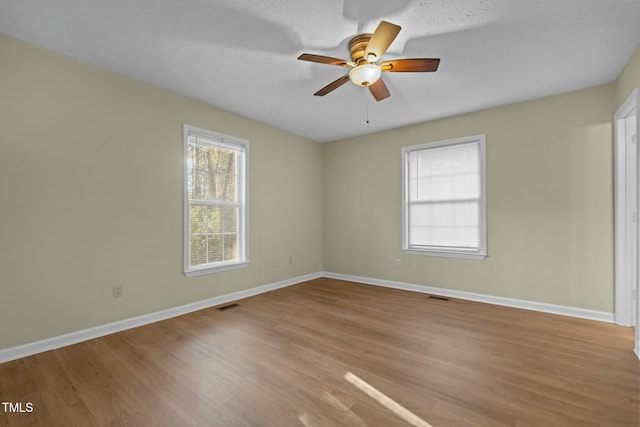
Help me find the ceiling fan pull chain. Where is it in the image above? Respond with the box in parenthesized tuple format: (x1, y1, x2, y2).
(365, 88, 370, 125)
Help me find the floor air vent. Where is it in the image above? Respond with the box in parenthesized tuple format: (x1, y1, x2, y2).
(216, 303, 240, 311)
(428, 295, 450, 301)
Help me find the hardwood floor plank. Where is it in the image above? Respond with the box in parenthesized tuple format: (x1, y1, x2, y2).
(0, 278, 637, 426)
(0, 358, 52, 427)
(25, 353, 97, 426)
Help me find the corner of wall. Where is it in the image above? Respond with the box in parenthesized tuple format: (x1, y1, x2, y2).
(615, 42, 640, 109)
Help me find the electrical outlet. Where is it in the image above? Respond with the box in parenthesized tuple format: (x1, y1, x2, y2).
(273, 260, 279, 268)
(395, 259, 401, 268)
(289, 256, 293, 265)
(113, 285, 123, 298)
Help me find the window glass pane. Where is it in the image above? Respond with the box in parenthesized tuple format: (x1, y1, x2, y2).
(187, 144, 210, 200)
(206, 206, 222, 233)
(189, 205, 241, 266)
(190, 235, 207, 266)
(224, 234, 238, 261)
(410, 142, 479, 202)
(214, 171, 237, 202)
(188, 143, 238, 202)
(190, 205, 207, 235)
(409, 201, 479, 248)
(207, 235, 223, 263)
(222, 206, 237, 233)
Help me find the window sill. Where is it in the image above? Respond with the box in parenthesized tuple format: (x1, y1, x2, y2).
(402, 249, 487, 260)
(185, 261, 249, 277)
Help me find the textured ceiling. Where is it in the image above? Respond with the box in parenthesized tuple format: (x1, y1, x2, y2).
(1, 0, 639, 142)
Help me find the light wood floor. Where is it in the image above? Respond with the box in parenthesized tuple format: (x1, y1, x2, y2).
(0, 278, 638, 426)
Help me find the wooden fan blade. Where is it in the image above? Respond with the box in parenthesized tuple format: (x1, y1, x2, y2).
(298, 53, 352, 67)
(368, 78, 390, 101)
(314, 74, 351, 96)
(380, 58, 440, 72)
(364, 21, 401, 61)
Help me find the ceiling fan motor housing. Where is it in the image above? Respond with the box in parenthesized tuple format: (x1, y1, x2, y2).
(349, 34, 374, 63)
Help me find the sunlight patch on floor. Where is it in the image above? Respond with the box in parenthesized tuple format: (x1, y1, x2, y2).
(345, 371, 433, 427)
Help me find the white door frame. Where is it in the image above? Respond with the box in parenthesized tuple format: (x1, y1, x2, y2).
(613, 88, 639, 358)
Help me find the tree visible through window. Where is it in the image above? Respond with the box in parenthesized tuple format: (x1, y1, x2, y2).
(184, 125, 248, 276)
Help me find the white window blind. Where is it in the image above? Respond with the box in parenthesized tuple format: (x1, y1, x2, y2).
(184, 125, 249, 276)
(402, 135, 486, 259)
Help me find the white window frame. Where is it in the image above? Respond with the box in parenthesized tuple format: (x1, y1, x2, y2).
(183, 124, 249, 277)
(401, 134, 487, 260)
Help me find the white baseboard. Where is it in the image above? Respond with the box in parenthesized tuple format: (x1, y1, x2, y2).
(0, 271, 618, 365)
(0, 272, 322, 364)
(323, 272, 615, 323)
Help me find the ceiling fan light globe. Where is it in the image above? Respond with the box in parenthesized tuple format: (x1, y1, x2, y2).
(349, 63, 382, 87)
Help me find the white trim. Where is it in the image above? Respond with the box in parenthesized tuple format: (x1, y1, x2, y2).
(401, 134, 487, 260)
(183, 124, 250, 276)
(184, 124, 250, 148)
(184, 261, 250, 277)
(1, 271, 620, 365)
(613, 88, 639, 327)
(402, 249, 486, 260)
(323, 272, 614, 323)
(0, 272, 322, 364)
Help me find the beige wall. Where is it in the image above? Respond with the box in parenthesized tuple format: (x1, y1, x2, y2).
(615, 43, 640, 108)
(323, 84, 614, 312)
(2, 33, 638, 352)
(0, 35, 323, 350)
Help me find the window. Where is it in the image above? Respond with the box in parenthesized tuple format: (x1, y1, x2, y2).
(184, 125, 249, 276)
(402, 134, 486, 259)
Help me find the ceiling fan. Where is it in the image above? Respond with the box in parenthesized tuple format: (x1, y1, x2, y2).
(298, 21, 440, 101)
